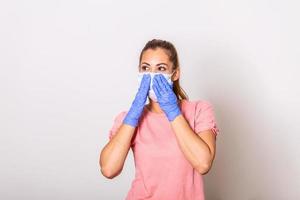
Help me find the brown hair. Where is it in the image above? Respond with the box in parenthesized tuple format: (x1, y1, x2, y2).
(139, 39, 189, 101)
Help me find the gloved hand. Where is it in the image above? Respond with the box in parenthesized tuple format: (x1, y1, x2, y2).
(123, 74, 151, 127)
(152, 74, 181, 121)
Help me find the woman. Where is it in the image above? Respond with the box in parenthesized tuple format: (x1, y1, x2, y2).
(100, 39, 220, 200)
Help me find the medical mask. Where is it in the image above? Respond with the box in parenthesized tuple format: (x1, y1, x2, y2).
(137, 71, 175, 102)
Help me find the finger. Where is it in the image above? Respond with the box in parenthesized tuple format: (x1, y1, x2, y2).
(140, 74, 151, 90)
(137, 75, 150, 98)
(159, 74, 171, 91)
(152, 82, 162, 98)
(158, 74, 171, 92)
(153, 74, 166, 93)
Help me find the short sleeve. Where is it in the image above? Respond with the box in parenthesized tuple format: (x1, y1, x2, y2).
(108, 111, 127, 140)
(194, 100, 220, 137)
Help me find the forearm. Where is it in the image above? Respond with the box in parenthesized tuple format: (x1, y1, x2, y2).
(100, 124, 135, 178)
(170, 114, 212, 172)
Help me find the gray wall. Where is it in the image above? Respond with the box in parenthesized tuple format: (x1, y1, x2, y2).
(1, 0, 299, 199)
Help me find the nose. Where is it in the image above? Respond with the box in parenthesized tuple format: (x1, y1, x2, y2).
(150, 68, 157, 73)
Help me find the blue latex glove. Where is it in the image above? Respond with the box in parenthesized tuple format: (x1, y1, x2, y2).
(123, 74, 151, 127)
(152, 74, 181, 121)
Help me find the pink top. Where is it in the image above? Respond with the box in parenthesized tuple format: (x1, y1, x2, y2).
(108, 99, 220, 200)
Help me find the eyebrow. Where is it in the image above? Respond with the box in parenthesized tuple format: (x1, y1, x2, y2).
(141, 62, 169, 67)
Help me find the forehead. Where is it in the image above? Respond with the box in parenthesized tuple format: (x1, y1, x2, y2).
(141, 48, 171, 64)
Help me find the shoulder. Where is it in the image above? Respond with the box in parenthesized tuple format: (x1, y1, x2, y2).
(180, 99, 217, 122)
(180, 99, 213, 111)
(113, 110, 128, 122)
(195, 99, 214, 110)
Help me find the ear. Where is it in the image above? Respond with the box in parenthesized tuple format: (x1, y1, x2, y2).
(172, 68, 180, 82)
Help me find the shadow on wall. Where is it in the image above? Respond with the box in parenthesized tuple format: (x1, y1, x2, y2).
(190, 46, 274, 199)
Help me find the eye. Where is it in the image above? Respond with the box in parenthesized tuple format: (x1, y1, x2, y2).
(141, 66, 149, 71)
(158, 66, 166, 71)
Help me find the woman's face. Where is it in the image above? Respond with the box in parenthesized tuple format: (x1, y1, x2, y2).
(139, 48, 180, 82)
(139, 48, 174, 74)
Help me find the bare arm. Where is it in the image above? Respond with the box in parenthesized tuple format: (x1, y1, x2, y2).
(170, 114, 216, 175)
(99, 124, 136, 179)
(100, 74, 151, 179)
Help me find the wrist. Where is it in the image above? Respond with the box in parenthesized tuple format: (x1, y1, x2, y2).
(123, 113, 138, 127)
(123, 105, 144, 127)
(166, 105, 181, 121)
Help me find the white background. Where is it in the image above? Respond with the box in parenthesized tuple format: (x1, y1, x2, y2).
(1, 0, 299, 199)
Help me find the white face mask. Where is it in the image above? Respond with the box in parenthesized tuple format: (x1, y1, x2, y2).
(137, 71, 175, 102)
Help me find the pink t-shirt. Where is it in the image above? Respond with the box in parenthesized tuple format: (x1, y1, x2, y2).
(108, 99, 220, 200)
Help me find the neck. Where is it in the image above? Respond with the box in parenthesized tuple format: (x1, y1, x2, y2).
(146, 98, 164, 113)
(146, 98, 181, 114)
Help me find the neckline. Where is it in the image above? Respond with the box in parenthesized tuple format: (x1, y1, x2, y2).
(144, 105, 165, 117)
(143, 99, 186, 117)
